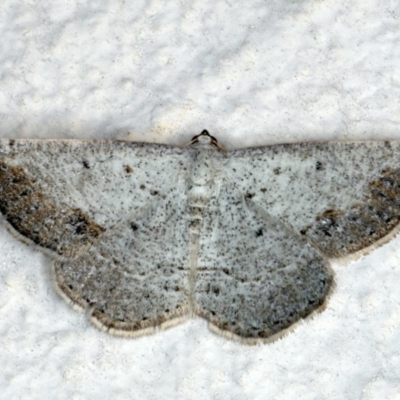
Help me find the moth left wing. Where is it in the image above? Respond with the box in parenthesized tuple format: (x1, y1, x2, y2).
(0, 139, 189, 258)
(53, 185, 191, 337)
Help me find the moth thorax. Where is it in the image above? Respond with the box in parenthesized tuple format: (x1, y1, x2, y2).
(187, 153, 216, 207)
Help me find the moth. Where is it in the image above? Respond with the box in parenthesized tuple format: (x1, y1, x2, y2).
(0, 131, 398, 344)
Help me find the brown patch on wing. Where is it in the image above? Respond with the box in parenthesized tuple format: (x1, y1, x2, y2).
(302, 168, 400, 257)
(0, 161, 104, 257)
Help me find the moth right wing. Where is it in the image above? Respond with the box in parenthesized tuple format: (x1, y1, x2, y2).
(194, 139, 400, 343)
(223, 141, 400, 258)
(194, 182, 333, 343)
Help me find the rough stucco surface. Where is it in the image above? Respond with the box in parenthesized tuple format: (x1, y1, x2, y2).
(1, 1, 400, 399)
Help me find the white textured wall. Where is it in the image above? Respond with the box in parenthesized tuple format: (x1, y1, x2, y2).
(1, 1, 400, 399)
